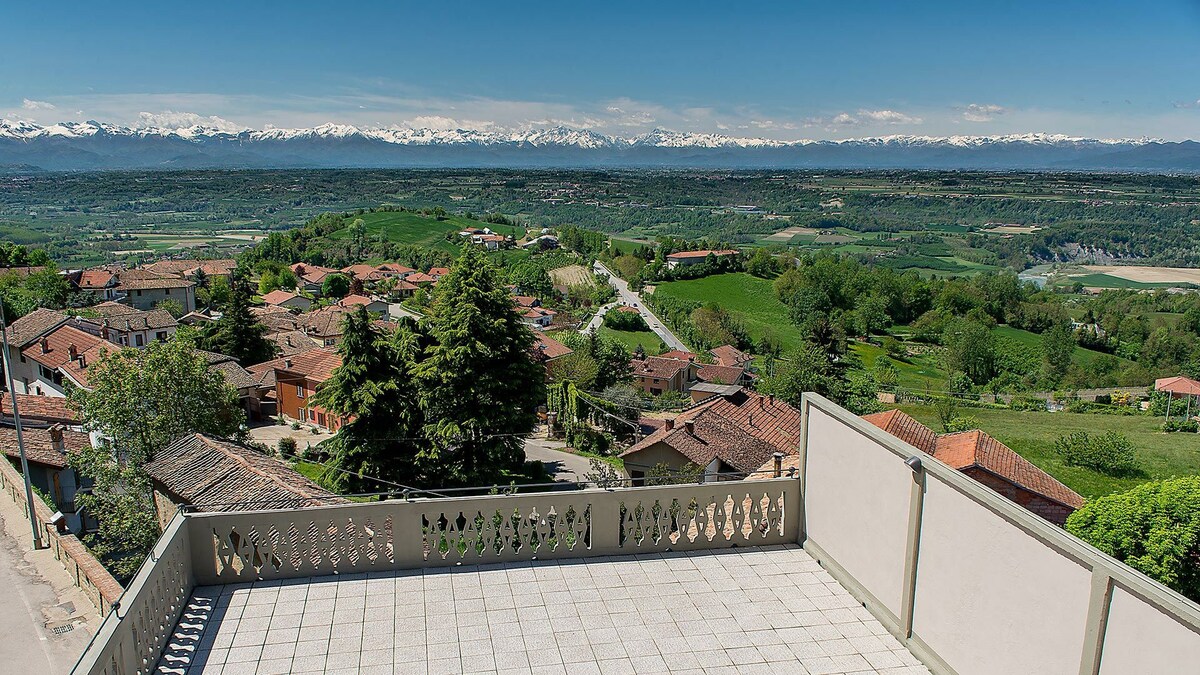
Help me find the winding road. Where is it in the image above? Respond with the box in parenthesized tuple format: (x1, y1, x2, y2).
(586, 261, 688, 351)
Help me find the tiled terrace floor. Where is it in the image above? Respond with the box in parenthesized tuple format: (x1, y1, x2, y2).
(158, 544, 929, 675)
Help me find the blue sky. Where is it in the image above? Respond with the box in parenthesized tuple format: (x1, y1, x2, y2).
(4, 1, 1200, 139)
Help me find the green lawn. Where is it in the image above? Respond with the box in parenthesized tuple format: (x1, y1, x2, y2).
(991, 325, 1134, 370)
(328, 211, 524, 253)
(598, 326, 662, 354)
(898, 404, 1200, 499)
(652, 273, 808, 352)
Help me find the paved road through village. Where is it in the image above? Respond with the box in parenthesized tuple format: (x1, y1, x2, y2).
(586, 261, 689, 351)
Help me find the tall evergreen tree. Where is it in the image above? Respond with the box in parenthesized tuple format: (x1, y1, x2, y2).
(202, 270, 277, 365)
(415, 245, 544, 485)
(311, 307, 424, 492)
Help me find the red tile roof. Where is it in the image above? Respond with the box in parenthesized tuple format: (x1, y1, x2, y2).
(406, 272, 435, 284)
(337, 294, 376, 308)
(632, 355, 689, 380)
(934, 430, 1084, 510)
(20, 324, 106, 370)
(251, 346, 342, 383)
(59, 343, 116, 389)
(300, 306, 350, 337)
(696, 364, 745, 385)
(428, 267, 450, 277)
(531, 333, 573, 360)
(1, 393, 80, 425)
(261, 290, 303, 306)
(622, 389, 802, 472)
(658, 350, 697, 362)
(862, 409, 938, 454)
(77, 269, 116, 289)
(1155, 376, 1200, 396)
(710, 344, 752, 367)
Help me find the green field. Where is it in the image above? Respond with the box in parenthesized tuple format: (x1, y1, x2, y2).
(328, 211, 524, 253)
(990, 325, 1134, 370)
(898, 404, 1200, 499)
(652, 273, 807, 351)
(1066, 273, 1179, 290)
(598, 326, 662, 354)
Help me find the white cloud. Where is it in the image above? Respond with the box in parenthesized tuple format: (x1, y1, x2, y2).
(962, 103, 1007, 122)
(858, 109, 922, 125)
(136, 110, 244, 132)
(805, 109, 921, 129)
(22, 99, 55, 110)
(1173, 99, 1200, 109)
(402, 115, 496, 131)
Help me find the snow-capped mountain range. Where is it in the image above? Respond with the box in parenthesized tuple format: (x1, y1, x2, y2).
(1, 119, 1197, 171)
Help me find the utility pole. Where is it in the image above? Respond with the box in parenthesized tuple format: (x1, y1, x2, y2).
(0, 302, 43, 550)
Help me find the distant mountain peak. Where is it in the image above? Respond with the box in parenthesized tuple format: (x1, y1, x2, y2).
(0, 118, 1193, 171)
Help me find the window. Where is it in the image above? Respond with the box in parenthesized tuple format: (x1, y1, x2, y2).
(135, 334, 144, 347)
(156, 331, 167, 341)
(136, 290, 142, 296)
(166, 288, 171, 295)
(296, 385, 305, 399)
(19, 354, 25, 363)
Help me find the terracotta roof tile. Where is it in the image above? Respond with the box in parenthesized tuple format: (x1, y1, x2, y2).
(0, 426, 90, 469)
(1, 393, 79, 425)
(77, 269, 116, 289)
(696, 364, 744, 385)
(632, 356, 689, 380)
(6, 308, 68, 347)
(531, 333, 573, 360)
(251, 346, 342, 383)
(934, 430, 1084, 510)
(261, 290, 303, 306)
(862, 410, 938, 454)
(710, 344, 752, 367)
(20, 324, 106, 370)
(267, 330, 319, 358)
(145, 433, 343, 511)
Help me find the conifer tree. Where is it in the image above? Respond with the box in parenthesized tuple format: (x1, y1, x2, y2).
(311, 307, 424, 491)
(202, 270, 277, 365)
(415, 245, 544, 485)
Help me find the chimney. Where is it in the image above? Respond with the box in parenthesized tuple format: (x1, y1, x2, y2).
(759, 396, 765, 410)
(684, 419, 694, 435)
(68, 344, 77, 360)
(664, 418, 674, 431)
(284, 359, 293, 369)
(77, 354, 86, 369)
(773, 452, 784, 478)
(49, 425, 65, 453)
(40, 337, 49, 353)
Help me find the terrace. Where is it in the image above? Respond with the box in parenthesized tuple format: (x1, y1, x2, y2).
(74, 395, 1200, 674)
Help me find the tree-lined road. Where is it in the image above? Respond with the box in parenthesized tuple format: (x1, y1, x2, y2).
(589, 261, 688, 351)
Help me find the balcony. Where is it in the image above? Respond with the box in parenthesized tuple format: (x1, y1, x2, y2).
(73, 395, 1200, 674)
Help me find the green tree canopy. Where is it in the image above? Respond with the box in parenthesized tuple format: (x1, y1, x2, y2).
(311, 307, 425, 491)
(1066, 475, 1200, 602)
(67, 338, 243, 578)
(322, 273, 351, 299)
(415, 245, 545, 485)
(202, 271, 277, 366)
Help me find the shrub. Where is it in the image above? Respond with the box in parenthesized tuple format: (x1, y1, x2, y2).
(1010, 395, 1046, 412)
(1066, 476, 1200, 602)
(1163, 418, 1199, 433)
(278, 437, 297, 457)
(603, 308, 649, 331)
(290, 421, 301, 430)
(1054, 431, 1142, 477)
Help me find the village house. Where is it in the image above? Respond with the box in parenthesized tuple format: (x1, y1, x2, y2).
(265, 330, 319, 359)
(404, 271, 436, 287)
(260, 289, 312, 311)
(299, 305, 351, 346)
(72, 301, 178, 347)
(337, 294, 390, 318)
(710, 344, 753, 368)
(427, 266, 450, 282)
(113, 269, 196, 312)
(664, 248, 739, 269)
(74, 268, 121, 300)
(15, 323, 106, 396)
(621, 388, 802, 482)
(861, 409, 1084, 525)
(0, 425, 93, 532)
(289, 263, 340, 295)
(145, 433, 343, 529)
(630, 354, 694, 395)
(251, 305, 301, 333)
(249, 347, 348, 431)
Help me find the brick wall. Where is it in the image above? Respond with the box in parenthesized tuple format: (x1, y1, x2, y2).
(962, 467, 1076, 526)
(0, 456, 122, 613)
